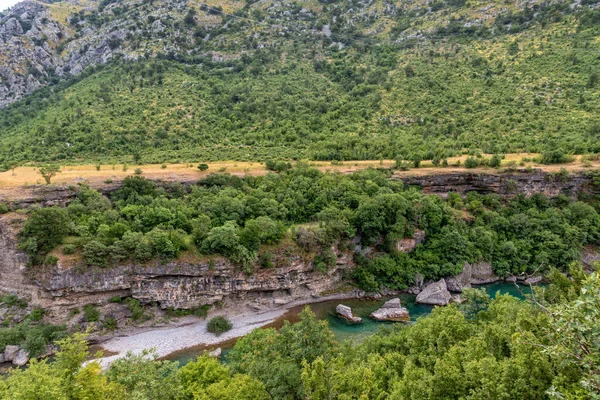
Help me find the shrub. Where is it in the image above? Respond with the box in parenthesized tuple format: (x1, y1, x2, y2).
(265, 160, 292, 172)
(109, 296, 122, 303)
(537, 150, 575, 165)
(206, 316, 233, 336)
(62, 244, 76, 255)
(134, 168, 143, 175)
(464, 157, 479, 168)
(45, 255, 59, 265)
(83, 305, 100, 322)
(0, 202, 9, 214)
(82, 240, 109, 267)
(2, 294, 27, 308)
(198, 163, 209, 171)
(125, 298, 147, 322)
(489, 154, 502, 168)
(103, 317, 117, 331)
(28, 308, 45, 322)
(258, 251, 275, 269)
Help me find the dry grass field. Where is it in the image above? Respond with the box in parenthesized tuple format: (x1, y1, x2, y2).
(0, 154, 598, 201)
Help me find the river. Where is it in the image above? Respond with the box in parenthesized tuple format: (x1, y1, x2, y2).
(167, 281, 534, 366)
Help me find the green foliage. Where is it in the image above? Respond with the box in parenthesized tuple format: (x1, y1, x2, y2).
(38, 164, 61, 184)
(206, 316, 233, 336)
(3, 2, 600, 165)
(83, 305, 100, 323)
(197, 163, 209, 171)
(62, 244, 76, 255)
(229, 307, 337, 399)
(18, 207, 72, 265)
(125, 298, 148, 322)
(0, 202, 9, 214)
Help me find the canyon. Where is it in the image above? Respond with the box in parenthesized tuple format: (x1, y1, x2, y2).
(0, 169, 598, 326)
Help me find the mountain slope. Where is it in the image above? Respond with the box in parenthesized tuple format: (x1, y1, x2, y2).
(0, 0, 599, 164)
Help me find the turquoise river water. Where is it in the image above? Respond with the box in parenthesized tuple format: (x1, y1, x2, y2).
(168, 282, 533, 366)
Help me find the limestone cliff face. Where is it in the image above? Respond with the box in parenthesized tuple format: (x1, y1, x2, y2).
(27, 247, 353, 310)
(398, 170, 595, 198)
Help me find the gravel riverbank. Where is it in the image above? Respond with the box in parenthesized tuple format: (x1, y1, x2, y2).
(95, 290, 364, 368)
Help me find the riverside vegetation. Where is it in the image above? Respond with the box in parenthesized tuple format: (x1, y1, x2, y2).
(0, 271, 599, 399)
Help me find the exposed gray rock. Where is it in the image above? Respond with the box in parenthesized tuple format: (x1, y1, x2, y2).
(407, 273, 425, 295)
(445, 262, 472, 292)
(4, 345, 19, 362)
(208, 347, 221, 358)
(505, 276, 517, 283)
(0, 353, 5, 364)
(524, 275, 543, 285)
(416, 279, 451, 306)
(336, 304, 362, 323)
(396, 230, 425, 253)
(12, 349, 29, 367)
(469, 262, 500, 285)
(370, 298, 410, 321)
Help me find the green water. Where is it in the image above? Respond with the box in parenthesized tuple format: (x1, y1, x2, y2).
(170, 282, 533, 365)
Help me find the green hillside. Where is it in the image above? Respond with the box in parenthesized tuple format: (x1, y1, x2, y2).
(0, 0, 599, 165)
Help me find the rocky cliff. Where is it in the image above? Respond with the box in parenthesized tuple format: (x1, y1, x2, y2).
(31, 249, 353, 311)
(398, 169, 596, 198)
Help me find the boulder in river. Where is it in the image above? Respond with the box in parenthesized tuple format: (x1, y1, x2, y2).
(445, 262, 472, 292)
(12, 349, 29, 367)
(416, 279, 451, 306)
(336, 304, 362, 323)
(370, 298, 410, 322)
(469, 262, 500, 285)
(208, 348, 222, 358)
(4, 345, 19, 362)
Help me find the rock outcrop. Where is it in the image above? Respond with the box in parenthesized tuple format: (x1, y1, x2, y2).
(396, 230, 425, 253)
(336, 304, 362, 323)
(469, 262, 500, 285)
(445, 262, 472, 292)
(399, 171, 595, 199)
(370, 298, 410, 321)
(208, 348, 222, 358)
(4, 345, 19, 362)
(416, 279, 451, 306)
(12, 349, 29, 367)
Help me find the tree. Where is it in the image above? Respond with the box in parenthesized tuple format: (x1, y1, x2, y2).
(546, 273, 600, 396)
(38, 164, 61, 184)
(18, 207, 72, 264)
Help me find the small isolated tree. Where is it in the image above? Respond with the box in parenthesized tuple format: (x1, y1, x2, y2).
(198, 163, 209, 171)
(8, 162, 18, 176)
(38, 164, 61, 184)
(207, 316, 233, 336)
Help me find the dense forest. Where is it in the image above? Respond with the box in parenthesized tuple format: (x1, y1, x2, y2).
(1, 270, 599, 399)
(18, 167, 600, 286)
(0, 0, 599, 165)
